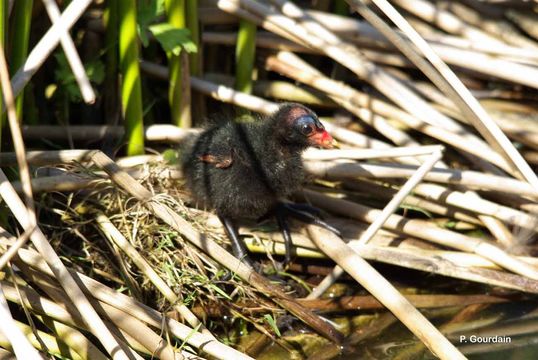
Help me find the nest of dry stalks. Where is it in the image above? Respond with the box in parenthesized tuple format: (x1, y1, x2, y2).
(39, 159, 285, 337)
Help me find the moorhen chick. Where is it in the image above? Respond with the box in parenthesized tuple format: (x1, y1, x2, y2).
(181, 103, 339, 266)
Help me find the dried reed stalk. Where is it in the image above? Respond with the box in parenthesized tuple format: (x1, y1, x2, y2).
(306, 225, 466, 360)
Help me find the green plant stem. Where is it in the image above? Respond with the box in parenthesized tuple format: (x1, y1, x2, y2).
(166, 0, 191, 128)
(118, 0, 145, 155)
(235, 18, 257, 94)
(10, 0, 33, 124)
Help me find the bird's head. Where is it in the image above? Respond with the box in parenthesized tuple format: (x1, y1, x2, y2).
(272, 103, 334, 149)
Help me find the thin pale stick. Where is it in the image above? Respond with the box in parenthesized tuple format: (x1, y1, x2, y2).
(303, 145, 443, 161)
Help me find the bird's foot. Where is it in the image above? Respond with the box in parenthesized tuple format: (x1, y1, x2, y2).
(273, 202, 342, 266)
(277, 202, 342, 237)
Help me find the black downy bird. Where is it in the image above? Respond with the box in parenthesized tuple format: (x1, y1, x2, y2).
(181, 103, 340, 266)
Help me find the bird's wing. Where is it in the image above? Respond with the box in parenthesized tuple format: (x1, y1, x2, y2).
(198, 150, 234, 169)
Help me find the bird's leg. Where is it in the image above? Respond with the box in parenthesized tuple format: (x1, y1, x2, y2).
(278, 202, 342, 237)
(275, 210, 294, 266)
(218, 216, 255, 268)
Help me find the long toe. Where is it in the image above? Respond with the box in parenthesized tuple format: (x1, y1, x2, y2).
(283, 202, 324, 218)
(279, 202, 342, 238)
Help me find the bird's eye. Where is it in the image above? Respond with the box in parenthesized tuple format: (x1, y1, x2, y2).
(301, 123, 314, 135)
(296, 115, 317, 136)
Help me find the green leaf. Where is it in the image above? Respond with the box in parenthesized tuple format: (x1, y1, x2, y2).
(83, 60, 105, 89)
(148, 23, 197, 55)
(263, 314, 281, 337)
(162, 149, 179, 163)
(137, 0, 165, 46)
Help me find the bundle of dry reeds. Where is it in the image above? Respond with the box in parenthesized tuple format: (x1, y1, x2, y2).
(1, 0, 538, 359)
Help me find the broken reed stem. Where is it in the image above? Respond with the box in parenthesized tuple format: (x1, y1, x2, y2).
(302, 145, 443, 161)
(320, 121, 393, 149)
(88, 150, 343, 344)
(297, 294, 508, 312)
(343, 179, 482, 225)
(20, 124, 198, 144)
(410, 182, 536, 231)
(306, 225, 466, 360)
(308, 149, 443, 298)
(95, 212, 215, 339)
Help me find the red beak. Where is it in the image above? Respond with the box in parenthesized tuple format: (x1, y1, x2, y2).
(310, 130, 334, 149)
